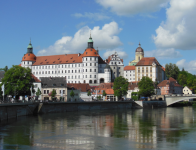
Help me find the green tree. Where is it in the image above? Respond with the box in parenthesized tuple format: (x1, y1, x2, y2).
(36, 88, 42, 97)
(0, 65, 33, 99)
(113, 76, 129, 100)
(178, 74, 187, 87)
(51, 89, 56, 98)
(0, 66, 8, 72)
(102, 90, 107, 97)
(165, 63, 180, 79)
(0, 86, 3, 100)
(87, 90, 91, 96)
(138, 76, 154, 97)
(131, 92, 140, 101)
(70, 90, 75, 101)
(98, 95, 101, 100)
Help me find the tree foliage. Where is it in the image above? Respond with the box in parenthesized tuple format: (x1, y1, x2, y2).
(165, 63, 180, 79)
(0, 66, 8, 72)
(102, 90, 106, 96)
(36, 87, 42, 96)
(87, 90, 91, 96)
(131, 92, 140, 101)
(0, 65, 33, 98)
(138, 76, 154, 97)
(51, 89, 56, 97)
(113, 76, 129, 100)
(177, 70, 196, 93)
(70, 90, 75, 97)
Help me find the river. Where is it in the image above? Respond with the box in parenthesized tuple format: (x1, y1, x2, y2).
(0, 107, 196, 150)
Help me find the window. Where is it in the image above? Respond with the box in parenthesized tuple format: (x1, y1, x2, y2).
(94, 80, 97, 83)
(90, 63, 92, 66)
(62, 70, 63, 73)
(65, 65, 66, 68)
(75, 64, 77, 67)
(119, 72, 120, 74)
(55, 65, 57, 68)
(114, 72, 115, 74)
(68, 65, 70, 68)
(59, 90, 61, 94)
(78, 70, 80, 73)
(45, 66, 47, 69)
(63, 90, 65, 94)
(68, 70, 70, 73)
(90, 57, 92, 61)
(114, 67, 115, 69)
(58, 65, 60, 68)
(119, 62, 120, 64)
(44, 90, 46, 94)
(52, 71, 53, 74)
(94, 69, 96, 72)
(118, 67, 120, 69)
(75, 70, 77, 73)
(47, 90, 49, 94)
(72, 70, 73, 73)
(94, 75, 96, 78)
(86, 58, 87, 61)
(94, 63, 96, 66)
(42, 71, 44, 74)
(48, 66, 50, 69)
(75, 75, 77, 79)
(68, 76, 70, 79)
(39, 66, 41, 69)
(72, 64, 73, 67)
(65, 70, 66, 73)
(33, 72, 35, 74)
(86, 69, 87, 72)
(78, 75, 80, 78)
(45, 71, 47, 74)
(115, 62, 116, 64)
(90, 69, 92, 72)
(86, 63, 87, 66)
(90, 75, 92, 78)
(58, 71, 60, 73)
(72, 76, 73, 79)
(48, 71, 50, 74)
(36, 66, 38, 69)
(86, 75, 87, 78)
(39, 71, 41, 74)
(42, 66, 44, 69)
(78, 64, 80, 67)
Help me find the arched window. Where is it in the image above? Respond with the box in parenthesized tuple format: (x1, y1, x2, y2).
(89, 80, 92, 83)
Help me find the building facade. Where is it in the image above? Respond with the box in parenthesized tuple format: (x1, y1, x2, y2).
(105, 52, 124, 81)
(124, 66, 135, 82)
(21, 36, 111, 86)
(40, 77, 67, 101)
(157, 77, 183, 95)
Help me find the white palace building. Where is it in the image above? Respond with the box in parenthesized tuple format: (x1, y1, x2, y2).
(21, 36, 111, 86)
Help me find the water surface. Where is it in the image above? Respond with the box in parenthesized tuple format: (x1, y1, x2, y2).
(1, 107, 196, 150)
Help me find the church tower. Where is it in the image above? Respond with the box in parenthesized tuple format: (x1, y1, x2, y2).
(135, 42, 144, 62)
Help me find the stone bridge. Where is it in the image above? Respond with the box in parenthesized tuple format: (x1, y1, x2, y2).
(134, 94, 196, 107)
(165, 94, 196, 106)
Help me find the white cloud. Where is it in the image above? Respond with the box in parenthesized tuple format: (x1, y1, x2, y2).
(103, 48, 128, 59)
(37, 22, 123, 56)
(73, 12, 110, 20)
(176, 59, 196, 74)
(153, 0, 196, 50)
(96, 0, 169, 16)
(145, 48, 182, 59)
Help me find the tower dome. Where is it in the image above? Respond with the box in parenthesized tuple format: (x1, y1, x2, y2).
(22, 40, 36, 61)
(135, 42, 144, 52)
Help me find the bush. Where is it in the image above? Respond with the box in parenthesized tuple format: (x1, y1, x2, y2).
(131, 92, 140, 101)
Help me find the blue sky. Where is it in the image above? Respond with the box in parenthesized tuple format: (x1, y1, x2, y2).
(1, 0, 196, 73)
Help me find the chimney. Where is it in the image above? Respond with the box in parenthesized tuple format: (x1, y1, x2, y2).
(97, 50, 99, 54)
(78, 53, 81, 56)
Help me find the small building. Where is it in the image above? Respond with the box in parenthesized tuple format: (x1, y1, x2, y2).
(183, 86, 193, 95)
(40, 77, 67, 101)
(31, 74, 41, 100)
(67, 87, 80, 102)
(126, 82, 139, 99)
(67, 83, 91, 101)
(157, 77, 183, 95)
(124, 66, 135, 82)
(0, 71, 5, 100)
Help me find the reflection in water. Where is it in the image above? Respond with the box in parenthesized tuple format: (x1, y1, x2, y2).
(1, 107, 196, 149)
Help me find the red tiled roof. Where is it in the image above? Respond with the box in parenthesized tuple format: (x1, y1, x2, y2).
(31, 74, 41, 82)
(124, 66, 135, 71)
(83, 48, 99, 57)
(157, 77, 182, 87)
(67, 83, 91, 92)
(105, 89, 114, 95)
(136, 57, 161, 66)
(162, 66, 165, 71)
(19, 64, 21, 66)
(32, 53, 105, 65)
(33, 54, 83, 66)
(128, 81, 139, 90)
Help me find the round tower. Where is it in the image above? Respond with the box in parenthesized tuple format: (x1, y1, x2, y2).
(104, 64, 111, 83)
(21, 40, 36, 69)
(82, 35, 99, 85)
